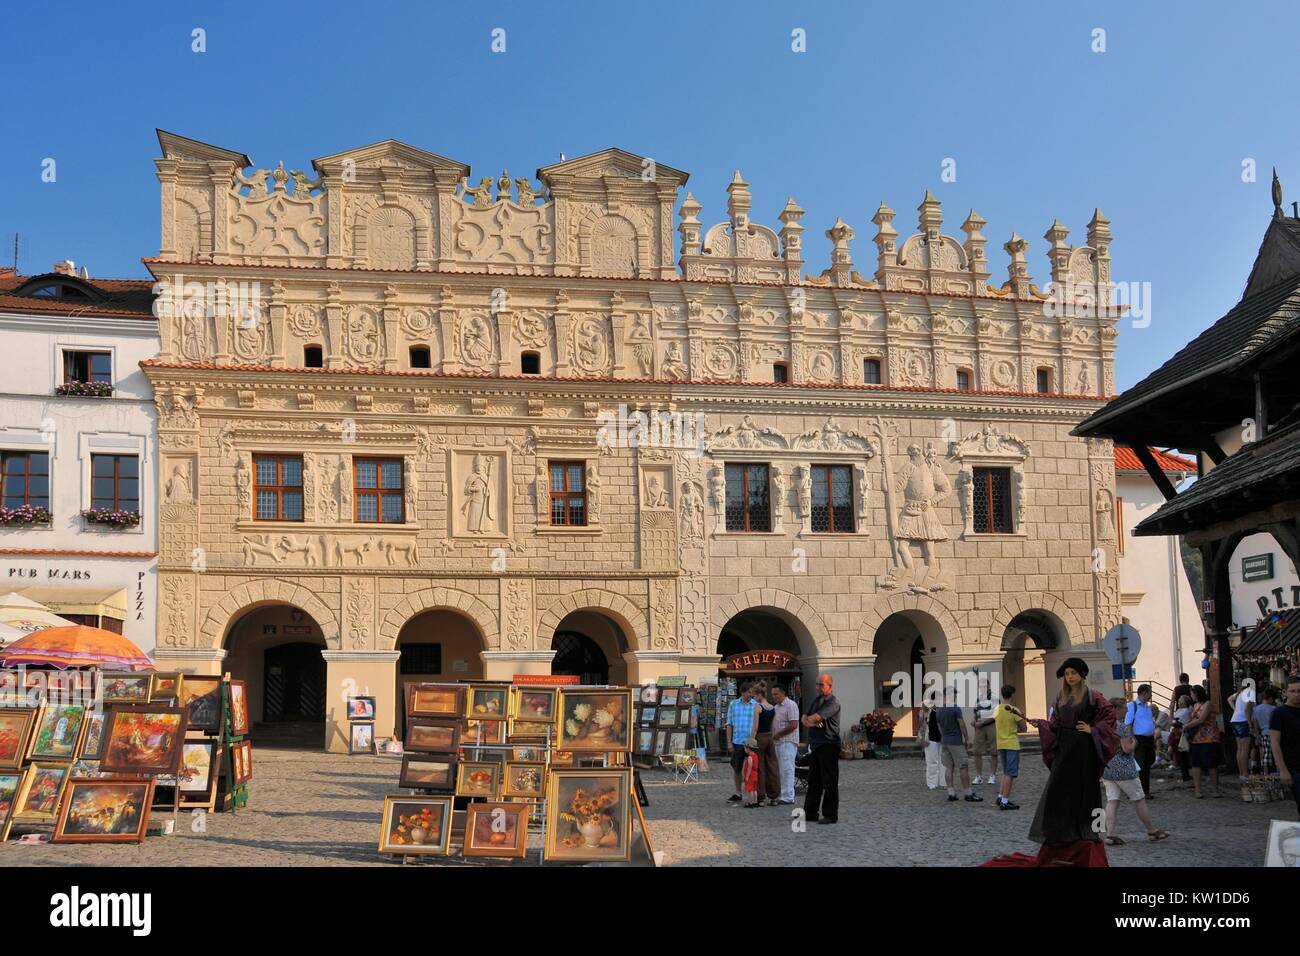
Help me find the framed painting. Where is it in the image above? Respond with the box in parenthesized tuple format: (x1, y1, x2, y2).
(99, 672, 151, 704)
(558, 689, 632, 753)
(31, 703, 87, 761)
(635, 729, 655, 754)
(655, 707, 677, 728)
(511, 687, 557, 722)
(404, 719, 460, 754)
(659, 688, 679, 707)
(231, 740, 253, 784)
(543, 768, 633, 862)
(399, 755, 456, 791)
(511, 745, 543, 761)
(455, 761, 501, 799)
(638, 685, 659, 705)
(638, 707, 656, 727)
(53, 778, 154, 844)
(466, 685, 508, 719)
(405, 683, 466, 720)
(668, 731, 690, 752)
(78, 711, 108, 760)
(678, 687, 696, 706)
(463, 718, 506, 745)
(463, 802, 529, 859)
(13, 763, 70, 823)
(101, 707, 187, 775)
(378, 795, 452, 855)
(349, 722, 377, 755)
(149, 673, 183, 703)
(180, 677, 223, 734)
(227, 681, 250, 736)
(69, 759, 104, 778)
(0, 707, 39, 769)
(508, 720, 552, 741)
(550, 750, 575, 767)
(655, 731, 668, 754)
(0, 770, 21, 841)
(346, 696, 376, 722)
(503, 761, 545, 799)
(178, 742, 218, 807)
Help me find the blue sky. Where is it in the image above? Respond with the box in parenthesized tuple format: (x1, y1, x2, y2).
(2, 0, 1296, 390)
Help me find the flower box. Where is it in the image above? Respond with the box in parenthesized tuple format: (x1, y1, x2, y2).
(79, 508, 142, 529)
(0, 505, 53, 526)
(54, 381, 113, 397)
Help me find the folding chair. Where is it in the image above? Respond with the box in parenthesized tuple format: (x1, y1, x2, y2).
(670, 750, 700, 783)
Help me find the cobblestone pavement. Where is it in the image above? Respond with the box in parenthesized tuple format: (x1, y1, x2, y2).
(1, 748, 1290, 867)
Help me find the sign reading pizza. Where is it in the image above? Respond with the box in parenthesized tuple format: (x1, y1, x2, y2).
(722, 650, 798, 673)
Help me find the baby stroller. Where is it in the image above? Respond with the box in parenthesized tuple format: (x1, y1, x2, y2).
(794, 744, 811, 794)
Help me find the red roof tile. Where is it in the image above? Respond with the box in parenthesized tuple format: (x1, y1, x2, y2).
(0, 272, 156, 319)
(1113, 446, 1196, 474)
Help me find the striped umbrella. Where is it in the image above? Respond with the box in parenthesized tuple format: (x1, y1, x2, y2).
(0, 625, 153, 671)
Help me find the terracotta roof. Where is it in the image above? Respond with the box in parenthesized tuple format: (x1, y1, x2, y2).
(0, 548, 158, 559)
(0, 271, 156, 319)
(138, 359, 1112, 401)
(1113, 447, 1197, 474)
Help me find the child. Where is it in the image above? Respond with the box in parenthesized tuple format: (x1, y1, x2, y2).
(994, 684, 1027, 809)
(742, 737, 761, 808)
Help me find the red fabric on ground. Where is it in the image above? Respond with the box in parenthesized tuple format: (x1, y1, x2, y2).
(981, 841, 1109, 867)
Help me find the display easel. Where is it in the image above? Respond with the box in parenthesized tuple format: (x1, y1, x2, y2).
(218, 674, 249, 813)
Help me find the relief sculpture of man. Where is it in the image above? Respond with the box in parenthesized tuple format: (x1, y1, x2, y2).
(461, 454, 495, 533)
(890, 442, 951, 589)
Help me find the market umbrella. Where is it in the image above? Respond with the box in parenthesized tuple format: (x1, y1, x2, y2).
(0, 592, 74, 632)
(0, 625, 153, 671)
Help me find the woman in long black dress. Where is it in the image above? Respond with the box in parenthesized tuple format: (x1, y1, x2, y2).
(1027, 657, 1118, 864)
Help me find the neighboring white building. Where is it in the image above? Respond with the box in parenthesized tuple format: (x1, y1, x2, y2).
(1227, 532, 1300, 627)
(1115, 446, 1204, 696)
(0, 263, 159, 654)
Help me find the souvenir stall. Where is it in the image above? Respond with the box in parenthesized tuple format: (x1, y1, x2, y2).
(1232, 611, 1299, 804)
(715, 650, 802, 751)
(1, 630, 251, 845)
(376, 678, 655, 865)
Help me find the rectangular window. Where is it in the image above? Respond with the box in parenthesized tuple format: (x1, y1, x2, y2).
(354, 458, 405, 523)
(972, 467, 1013, 534)
(811, 464, 853, 533)
(2, 451, 50, 509)
(863, 359, 882, 385)
(90, 454, 139, 512)
(725, 463, 771, 532)
(956, 369, 972, 391)
(399, 644, 443, 675)
(773, 363, 789, 384)
(549, 461, 587, 526)
(1036, 368, 1053, 394)
(63, 350, 112, 384)
(253, 455, 304, 522)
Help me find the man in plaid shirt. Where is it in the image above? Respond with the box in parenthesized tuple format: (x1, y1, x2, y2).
(726, 682, 760, 804)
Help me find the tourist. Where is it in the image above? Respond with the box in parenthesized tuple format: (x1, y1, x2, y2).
(1026, 658, 1118, 865)
(801, 673, 841, 824)
(1102, 724, 1170, 846)
(1227, 678, 1257, 788)
(1152, 704, 1171, 766)
(1169, 694, 1194, 786)
(995, 684, 1026, 809)
(917, 698, 946, 790)
(752, 684, 780, 806)
(725, 682, 760, 805)
(1253, 686, 1278, 778)
(936, 686, 981, 802)
(1173, 673, 1195, 711)
(770, 684, 800, 806)
(972, 682, 999, 786)
(742, 738, 761, 808)
(1268, 674, 1300, 819)
(1183, 684, 1223, 799)
(1124, 684, 1158, 800)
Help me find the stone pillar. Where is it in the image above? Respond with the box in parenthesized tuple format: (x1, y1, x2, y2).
(481, 650, 553, 682)
(322, 649, 399, 753)
(802, 655, 875, 733)
(1023, 654, 1048, 722)
(623, 650, 684, 686)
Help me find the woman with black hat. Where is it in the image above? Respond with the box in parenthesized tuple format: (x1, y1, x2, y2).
(1024, 657, 1119, 865)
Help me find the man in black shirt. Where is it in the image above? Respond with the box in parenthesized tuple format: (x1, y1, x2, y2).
(1269, 673, 1300, 818)
(801, 673, 842, 824)
(1172, 673, 1194, 711)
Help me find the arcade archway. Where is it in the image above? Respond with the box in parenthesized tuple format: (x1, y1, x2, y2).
(223, 602, 327, 747)
(549, 610, 630, 685)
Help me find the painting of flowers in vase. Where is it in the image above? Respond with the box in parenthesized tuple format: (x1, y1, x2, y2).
(556, 689, 631, 753)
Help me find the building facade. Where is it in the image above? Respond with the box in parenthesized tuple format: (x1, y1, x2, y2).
(143, 132, 1124, 749)
(1114, 447, 1203, 695)
(0, 264, 159, 651)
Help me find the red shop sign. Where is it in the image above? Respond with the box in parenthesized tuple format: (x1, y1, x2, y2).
(513, 674, 582, 686)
